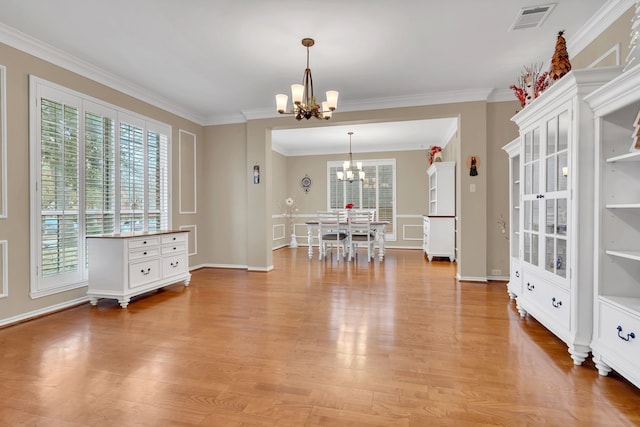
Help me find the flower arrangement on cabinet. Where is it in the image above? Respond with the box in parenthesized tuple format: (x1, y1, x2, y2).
(509, 64, 549, 108)
(428, 146, 443, 165)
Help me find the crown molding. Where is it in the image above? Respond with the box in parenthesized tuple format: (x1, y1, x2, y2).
(568, 0, 636, 58)
(0, 23, 207, 125)
(239, 88, 494, 125)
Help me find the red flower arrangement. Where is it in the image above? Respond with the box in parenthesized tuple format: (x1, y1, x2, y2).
(510, 64, 550, 108)
(428, 146, 442, 165)
(345, 203, 354, 209)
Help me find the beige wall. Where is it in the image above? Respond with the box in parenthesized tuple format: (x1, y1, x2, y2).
(282, 149, 429, 248)
(0, 42, 206, 324)
(202, 123, 248, 267)
(572, 7, 635, 69)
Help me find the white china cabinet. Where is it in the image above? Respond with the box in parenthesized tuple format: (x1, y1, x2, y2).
(585, 64, 640, 388)
(502, 138, 524, 315)
(424, 162, 455, 262)
(511, 67, 622, 365)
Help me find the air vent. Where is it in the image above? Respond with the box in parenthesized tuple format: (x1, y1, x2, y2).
(509, 3, 556, 31)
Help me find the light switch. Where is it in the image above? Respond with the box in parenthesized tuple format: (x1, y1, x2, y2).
(470, 183, 476, 192)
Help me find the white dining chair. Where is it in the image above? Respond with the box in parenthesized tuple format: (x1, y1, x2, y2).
(317, 211, 348, 261)
(348, 211, 376, 262)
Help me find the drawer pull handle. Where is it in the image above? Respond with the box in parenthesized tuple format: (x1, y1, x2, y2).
(173, 237, 176, 241)
(515, 271, 519, 278)
(143, 241, 147, 245)
(551, 297, 562, 308)
(140, 268, 151, 275)
(617, 325, 636, 342)
(173, 247, 177, 250)
(527, 283, 534, 291)
(143, 251, 147, 255)
(170, 261, 179, 268)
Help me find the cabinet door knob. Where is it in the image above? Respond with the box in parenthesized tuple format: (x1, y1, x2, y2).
(143, 251, 147, 255)
(551, 297, 562, 308)
(515, 271, 520, 278)
(143, 241, 147, 245)
(617, 325, 636, 342)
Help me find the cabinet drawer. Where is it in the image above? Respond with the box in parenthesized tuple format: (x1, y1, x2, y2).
(129, 247, 160, 261)
(162, 243, 186, 255)
(128, 259, 161, 288)
(162, 254, 187, 277)
(597, 301, 640, 362)
(128, 237, 160, 250)
(162, 233, 186, 245)
(522, 273, 570, 330)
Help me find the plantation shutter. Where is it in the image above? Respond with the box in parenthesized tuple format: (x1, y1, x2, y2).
(377, 163, 394, 232)
(39, 97, 81, 284)
(119, 119, 146, 232)
(147, 126, 169, 231)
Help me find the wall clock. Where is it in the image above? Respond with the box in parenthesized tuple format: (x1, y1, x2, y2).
(300, 175, 312, 192)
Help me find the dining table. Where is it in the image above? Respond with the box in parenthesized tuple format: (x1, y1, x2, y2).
(304, 220, 389, 261)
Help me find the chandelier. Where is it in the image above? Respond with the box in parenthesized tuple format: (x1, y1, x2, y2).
(275, 38, 339, 120)
(337, 132, 365, 182)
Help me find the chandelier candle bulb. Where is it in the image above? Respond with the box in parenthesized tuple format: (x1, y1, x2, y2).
(326, 91, 339, 110)
(276, 94, 288, 113)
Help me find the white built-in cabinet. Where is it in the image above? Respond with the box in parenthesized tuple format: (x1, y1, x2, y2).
(87, 230, 191, 308)
(511, 67, 622, 365)
(502, 138, 524, 315)
(585, 64, 640, 388)
(424, 162, 455, 262)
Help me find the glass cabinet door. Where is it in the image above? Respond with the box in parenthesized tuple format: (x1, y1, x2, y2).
(511, 153, 520, 258)
(543, 110, 569, 278)
(522, 128, 540, 266)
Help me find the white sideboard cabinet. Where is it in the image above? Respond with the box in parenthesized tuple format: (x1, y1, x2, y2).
(511, 67, 622, 365)
(585, 64, 640, 389)
(87, 230, 191, 308)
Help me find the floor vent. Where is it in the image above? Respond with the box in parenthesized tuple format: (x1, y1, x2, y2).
(509, 3, 556, 31)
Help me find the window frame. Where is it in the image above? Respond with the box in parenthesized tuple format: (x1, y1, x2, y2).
(29, 76, 172, 298)
(326, 158, 396, 241)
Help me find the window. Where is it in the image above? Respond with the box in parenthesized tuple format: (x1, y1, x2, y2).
(327, 159, 396, 240)
(30, 77, 171, 297)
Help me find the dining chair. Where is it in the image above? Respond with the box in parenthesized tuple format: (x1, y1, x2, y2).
(348, 211, 376, 262)
(317, 211, 348, 261)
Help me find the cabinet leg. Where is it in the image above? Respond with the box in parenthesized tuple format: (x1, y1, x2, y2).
(507, 288, 516, 301)
(568, 344, 590, 366)
(515, 299, 527, 318)
(118, 298, 130, 308)
(89, 297, 99, 306)
(183, 274, 192, 286)
(592, 352, 612, 376)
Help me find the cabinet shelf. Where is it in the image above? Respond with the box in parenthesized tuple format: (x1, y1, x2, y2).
(606, 151, 640, 163)
(605, 250, 640, 262)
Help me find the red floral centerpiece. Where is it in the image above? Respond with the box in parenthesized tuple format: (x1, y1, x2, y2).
(345, 203, 354, 209)
(428, 146, 442, 165)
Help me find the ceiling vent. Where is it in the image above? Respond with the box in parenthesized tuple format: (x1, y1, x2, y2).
(509, 3, 556, 31)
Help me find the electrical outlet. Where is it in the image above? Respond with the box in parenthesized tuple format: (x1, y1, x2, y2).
(470, 183, 476, 192)
(491, 269, 502, 276)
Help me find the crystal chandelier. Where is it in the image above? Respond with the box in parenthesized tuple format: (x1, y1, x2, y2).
(275, 38, 339, 120)
(337, 132, 365, 182)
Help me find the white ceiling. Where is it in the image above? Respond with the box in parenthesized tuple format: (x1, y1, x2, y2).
(0, 0, 624, 155)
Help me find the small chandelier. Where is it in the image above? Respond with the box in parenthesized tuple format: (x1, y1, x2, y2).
(275, 38, 339, 121)
(337, 132, 365, 182)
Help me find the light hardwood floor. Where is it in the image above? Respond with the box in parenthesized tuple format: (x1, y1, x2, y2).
(1, 248, 639, 426)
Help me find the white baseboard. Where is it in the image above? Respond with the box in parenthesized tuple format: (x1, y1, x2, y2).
(456, 273, 488, 283)
(0, 296, 88, 328)
(487, 275, 509, 282)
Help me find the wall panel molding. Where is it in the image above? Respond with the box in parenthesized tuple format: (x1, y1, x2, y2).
(179, 224, 198, 256)
(178, 129, 197, 214)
